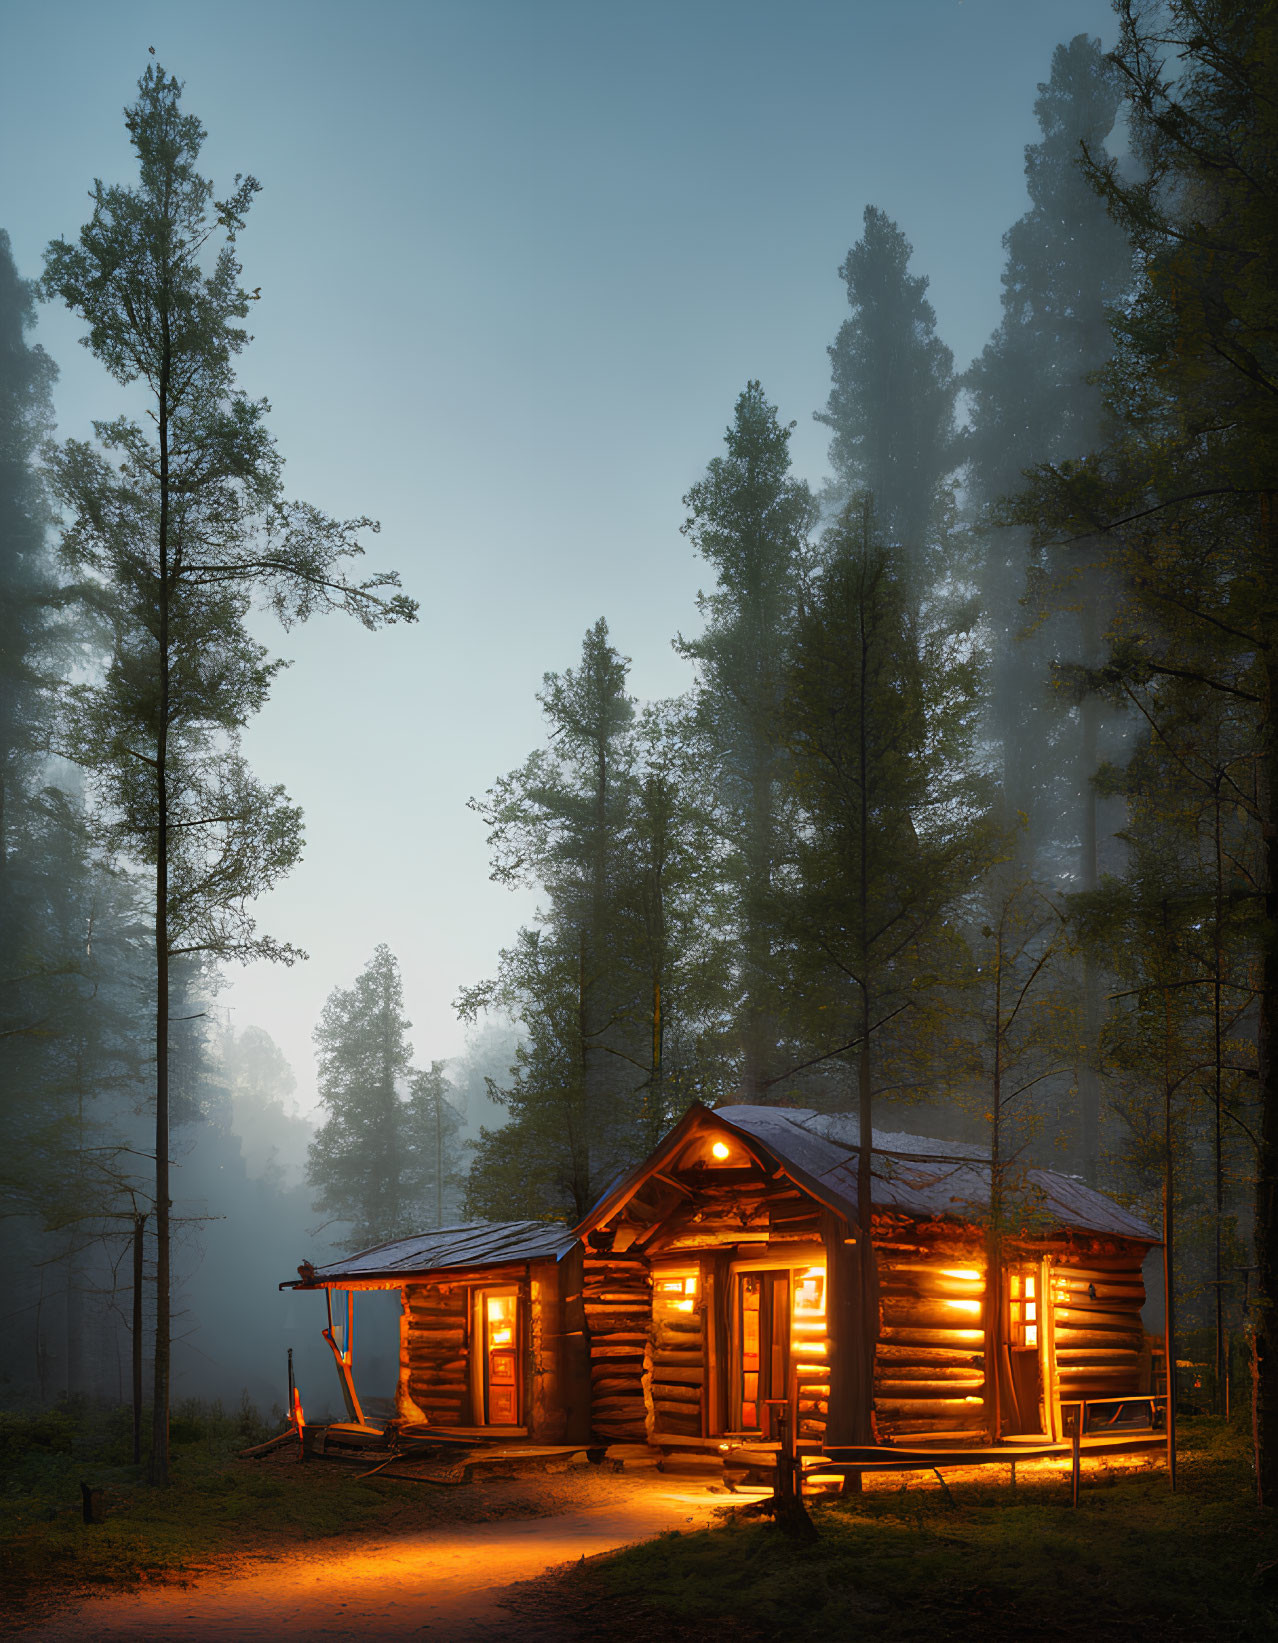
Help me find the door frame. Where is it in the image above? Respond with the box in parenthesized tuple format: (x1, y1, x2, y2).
(470, 1285, 522, 1428)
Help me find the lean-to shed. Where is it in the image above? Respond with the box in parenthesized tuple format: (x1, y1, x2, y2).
(287, 1220, 591, 1441)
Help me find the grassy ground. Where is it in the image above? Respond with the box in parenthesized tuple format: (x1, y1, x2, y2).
(0, 1397, 644, 1625)
(0, 1398, 409, 1609)
(512, 1420, 1276, 1642)
(3, 1407, 1272, 1640)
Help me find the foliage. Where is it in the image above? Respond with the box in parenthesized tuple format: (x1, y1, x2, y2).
(41, 61, 415, 1478)
(677, 382, 816, 1099)
(308, 944, 438, 1248)
(780, 500, 991, 1114)
(965, 32, 1134, 863)
(1013, 0, 1278, 1499)
(534, 1421, 1270, 1642)
(817, 206, 958, 576)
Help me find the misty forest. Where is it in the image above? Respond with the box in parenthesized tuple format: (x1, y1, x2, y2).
(2, 3, 1277, 1639)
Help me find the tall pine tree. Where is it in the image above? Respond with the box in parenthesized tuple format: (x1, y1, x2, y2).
(678, 383, 816, 1100)
(43, 64, 415, 1481)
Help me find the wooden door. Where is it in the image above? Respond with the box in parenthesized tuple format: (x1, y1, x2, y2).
(480, 1288, 520, 1426)
(1004, 1267, 1044, 1434)
(736, 1270, 790, 1437)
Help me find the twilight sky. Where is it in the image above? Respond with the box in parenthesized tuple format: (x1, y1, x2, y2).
(2, 0, 1117, 1116)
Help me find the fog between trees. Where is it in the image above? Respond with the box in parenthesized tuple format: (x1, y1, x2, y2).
(3, 5, 1277, 1500)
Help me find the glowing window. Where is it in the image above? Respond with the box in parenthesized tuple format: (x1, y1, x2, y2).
(655, 1271, 698, 1314)
(790, 1265, 828, 1359)
(1008, 1271, 1038, 1349)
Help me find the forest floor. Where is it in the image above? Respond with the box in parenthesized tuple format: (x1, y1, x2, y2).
(516, 1418, 1276, 1641)
(0, 1410, 1271, 1640)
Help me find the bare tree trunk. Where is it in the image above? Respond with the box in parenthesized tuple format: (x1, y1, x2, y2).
(1079, 688, 1102, 1183)
(151, 330, 172, 1488)
(1163, 988, 1178, 1493)
(132, 1213, 145, 1465)
(1255, 534, 1278, 1504)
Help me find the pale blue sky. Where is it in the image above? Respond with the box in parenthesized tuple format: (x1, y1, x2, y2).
(2, 0, 1117, 1112)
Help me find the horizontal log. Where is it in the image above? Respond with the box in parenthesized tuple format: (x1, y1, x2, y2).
(650, 1383, 701, 1405)
(1054, 1330, 1143, 1352)
(653, 1327, 703, 1353)
(876, 1381, 983, 1401)
(1055, 1346, 1141, 1363)
(408, 1330, 466, 1349)
(1053, 1279, 1145, 1299)
(875, 1340, 982, 1363)
(592, 1376, 643, 1396)
(592, 1396, 647, 1416)
(589, 1331, 649, 1347)
(881, 1298, 985, 1326)
(590, 1343, 648, 1360)
(586, 1313, 651, 1336)
(875, 1396, 987, 1418)
(878, 1327, 985, 1349)
(1052, 1262, 1146, 1281)
(649, 1365, 704, 1387)
(652, 1350, 704, 1368)
(878, 1271, 987, 1300)
(1054, 1306, 1143, 1332)
(881, 1415, 987, 1436)
(653, 1411, 701, 1430)
(873, 1364, 987, 1383)
(1058, 1363, 1144, 1380)
(591, 1358, 643, 1379)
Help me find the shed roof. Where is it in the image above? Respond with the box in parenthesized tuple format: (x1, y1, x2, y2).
(583, 1104, 1160, 1245)
(284, 1219, 577, 1288)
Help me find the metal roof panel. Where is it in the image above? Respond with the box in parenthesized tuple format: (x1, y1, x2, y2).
(712, 1106, 1158, 1243)
(293, 1220, 578, 1285)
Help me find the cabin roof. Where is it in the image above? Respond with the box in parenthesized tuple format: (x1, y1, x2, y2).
(285, 1219, 578, 1287)
(581, 1103, 1160, 1245)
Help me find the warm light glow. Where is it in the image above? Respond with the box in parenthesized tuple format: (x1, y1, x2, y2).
(792, 1341, 828, 1357)
(793, 1266, 826, 1318)
(492, 1328, 512, 1345)
(941, 1268, 982, 1282)
(656, 1270, 698, 1316)
(711, 1140, 731, 1160)
(1025, 1324, 1038, 1347)
(946, 1298, 982, 1315)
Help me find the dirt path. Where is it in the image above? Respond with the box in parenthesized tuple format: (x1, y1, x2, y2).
(13, 1480, 729, 1642)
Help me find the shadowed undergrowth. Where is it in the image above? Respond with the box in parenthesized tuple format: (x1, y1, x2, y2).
(513, 1420, 1274, 1642)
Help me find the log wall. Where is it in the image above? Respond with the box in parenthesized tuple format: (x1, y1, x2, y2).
(584, 1254, 651, 1441)
(401, 1279, 471, 1426)
(649, 1276, 704, 1438)
(1050, 1253, 1146, 1406)
(874, 1251, 987, 1439)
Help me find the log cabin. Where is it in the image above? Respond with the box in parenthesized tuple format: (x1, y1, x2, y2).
(283, 1102, 1160, 1455)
